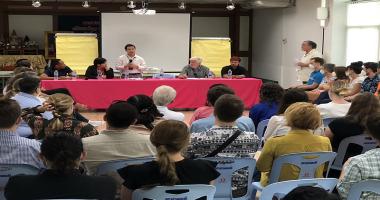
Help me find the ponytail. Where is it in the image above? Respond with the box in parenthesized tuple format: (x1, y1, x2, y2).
(48, 111, 65, 132)
(156, 145, 179, 185)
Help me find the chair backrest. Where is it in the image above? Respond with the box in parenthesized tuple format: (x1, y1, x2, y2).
(259, 178, 338, 200)
(132, 184, 216, 200)
(0, 164, 40, 200)
(95, 157, 154, 176)
(331, 134, 377, 170)
(269, 152, 337, 184)
(347, 180, 380, 200)
(322, 118, 336, 127)
(257, 119, 270, 140)
(201, 157, 256, 200)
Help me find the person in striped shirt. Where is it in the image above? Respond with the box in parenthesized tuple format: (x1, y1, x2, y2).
(0, 98, 44, 169)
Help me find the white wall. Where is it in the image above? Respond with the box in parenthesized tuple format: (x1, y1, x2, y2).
(8, 15, 53, 49)
(192, 17, 230, 37)
(252, 0, 347, 87)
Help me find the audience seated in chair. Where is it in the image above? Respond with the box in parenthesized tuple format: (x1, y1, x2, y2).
(317, 80, 351, 119)
(361, 62, 379, 94)
(344, 61, 365, 101)
(283, 186, 339, 200)
(126, 94, 164, 133)
(0, 98, 44, 169)
(249, 82, 284, 128)
(22, 93, 98, 139)
(257, 102, 332, 186)
(189, 94, 260, 158)
(190, 85, 255, 133)
(325, 93, 380, 161)
(4, 133, 117, 200)
(337, 112, 380, 200)
(307, 63, 335, 102)
(264, 89, 323, 142)
(83, 100, 156, 173)
(117, 120, 220, 200)
(11, 75, 53, 137)
(295, 57, 325, 91)
(153, 85, 185, 121)
(189, 83, 232, 124)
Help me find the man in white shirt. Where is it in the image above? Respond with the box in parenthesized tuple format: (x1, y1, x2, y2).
(297, 41, 322, 83)
(116, 44, 146, 78)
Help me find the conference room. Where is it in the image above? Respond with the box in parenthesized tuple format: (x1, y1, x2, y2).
(1, 0, 380, 199)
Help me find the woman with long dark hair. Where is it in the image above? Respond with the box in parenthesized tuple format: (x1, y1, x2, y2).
(117, 120, 220, 200)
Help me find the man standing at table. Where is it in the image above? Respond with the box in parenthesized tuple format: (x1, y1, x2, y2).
(116, 44, 146, 78)
(297, 41, 322, 83)
(221, 56, 248, 78)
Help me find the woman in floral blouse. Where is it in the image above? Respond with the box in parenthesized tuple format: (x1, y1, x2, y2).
(22, 93, 98, 139)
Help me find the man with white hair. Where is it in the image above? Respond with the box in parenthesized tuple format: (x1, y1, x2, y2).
(178, 57, 210, 78)
(153, 85, 185, 121)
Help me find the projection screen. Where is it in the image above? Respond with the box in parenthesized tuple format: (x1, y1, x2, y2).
(101, 13, 191, 72)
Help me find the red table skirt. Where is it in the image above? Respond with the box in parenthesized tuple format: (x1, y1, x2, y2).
(41, 78, 263, 109)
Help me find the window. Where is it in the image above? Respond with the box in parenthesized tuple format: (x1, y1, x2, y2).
(346, 2, 380, 65)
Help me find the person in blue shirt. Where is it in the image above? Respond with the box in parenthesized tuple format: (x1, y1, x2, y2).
(40, 59, 73, 80)
(249, 82, 284, 128)
(295, 57, 325, 91)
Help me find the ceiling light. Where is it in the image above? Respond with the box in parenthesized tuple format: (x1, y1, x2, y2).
(82, 0, 91, 8)
(32, 0, 41, 8)
(127, 1, 136, 9)
(178, 2, 186, 10)
(226, 0, 235, 10)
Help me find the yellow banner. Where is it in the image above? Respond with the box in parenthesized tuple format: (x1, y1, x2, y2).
(191, 39, 231, 77)
(56, 34, 98, 75)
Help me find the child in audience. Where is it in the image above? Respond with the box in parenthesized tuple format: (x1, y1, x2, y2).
(22, 93, 98, 139)
(257, 102, 332, 186)
(249, 82, 284, 127)
(337, 112, 380, 200)
(317, 80, 351, 119)
(117, 120, 220, 200)
(5, 133, 117, 200)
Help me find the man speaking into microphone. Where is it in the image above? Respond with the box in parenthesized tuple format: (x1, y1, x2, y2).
(116, 44, 146, 78)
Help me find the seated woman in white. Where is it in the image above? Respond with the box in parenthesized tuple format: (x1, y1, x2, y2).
(317, 80, 351, 119)
(152, 85, 184, 121)
(264, 89, 323, 142)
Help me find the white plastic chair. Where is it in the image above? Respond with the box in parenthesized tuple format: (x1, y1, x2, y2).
(202, 157, 256, 200)
(132, 184, 216, 200)
(259, 178, 338, 200)
(253, 152, 337, 191)
(0, 164, 40, 200)
(331, 134, 377, 171)
(256, 119, 270, 140)
(95, 157, 154, 176)
(347, 180, 380, 200)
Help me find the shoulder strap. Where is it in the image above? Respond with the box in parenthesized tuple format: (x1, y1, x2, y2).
(205, 129, 242, 157)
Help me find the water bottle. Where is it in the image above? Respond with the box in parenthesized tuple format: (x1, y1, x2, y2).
(124, 69, 129, 80)
(227, 69, 233, 79)
(160, 68, 164, 78)
(53, 70, 59, 80)
(208, 71, 213, 79)
(71, 71, 77, 80)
